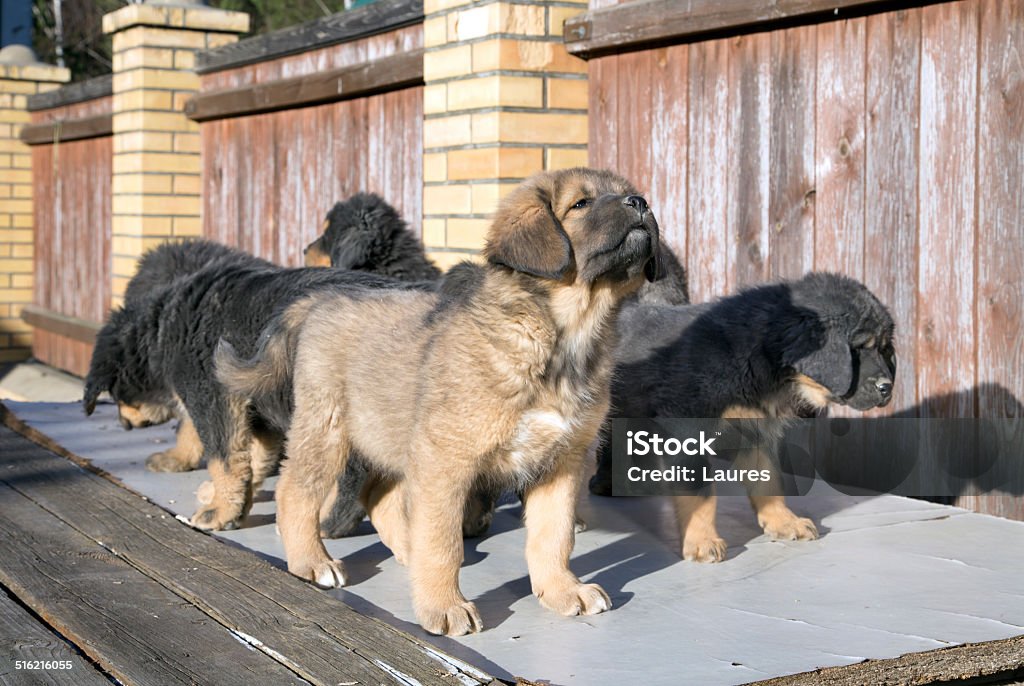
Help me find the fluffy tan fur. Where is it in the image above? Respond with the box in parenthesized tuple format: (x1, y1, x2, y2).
(227, 168, 658, 635)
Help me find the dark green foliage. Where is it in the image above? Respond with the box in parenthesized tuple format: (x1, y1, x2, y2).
(32, 0, 349, 83)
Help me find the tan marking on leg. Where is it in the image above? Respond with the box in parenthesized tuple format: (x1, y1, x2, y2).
(523, 451, 611, 617)
(750, 494, 818, 541)
(190, 397, 254, 531)
(362, 476, 409, 565)
(674, 491, 727, 563)
(146, 414, 204, 472)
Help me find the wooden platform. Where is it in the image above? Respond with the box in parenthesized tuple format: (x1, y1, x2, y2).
(3, 400, 1024, 686)
(0, 408, 494, 686)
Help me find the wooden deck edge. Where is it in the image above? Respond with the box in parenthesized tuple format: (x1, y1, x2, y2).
(0, 402, 503, 686)
(747, 634, 1024, 685)
(0, 401, 127, 490)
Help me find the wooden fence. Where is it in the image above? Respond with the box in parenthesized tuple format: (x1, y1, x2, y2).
(189, 0, 424, 266)
(567, 0, 1024, 517)
(21, 77, 113, 377)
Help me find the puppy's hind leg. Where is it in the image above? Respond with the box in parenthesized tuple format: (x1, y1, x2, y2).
(190, 396, 255, 531)
(523, 450, 611, 618)
(277, 403, 350, 588)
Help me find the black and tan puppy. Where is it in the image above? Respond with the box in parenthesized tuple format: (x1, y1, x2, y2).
(111, 240, 273, 473)
(591, 272, 896, 562)
(303, 192, 442, 281)
(217, 168, 659, 635)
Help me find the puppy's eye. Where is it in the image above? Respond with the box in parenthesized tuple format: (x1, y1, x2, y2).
(571, 198, 591, 210)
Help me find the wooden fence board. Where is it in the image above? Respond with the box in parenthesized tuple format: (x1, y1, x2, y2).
(587, 56, 619, 181)
(648, 45, 689, 259)
(865, 8, 922, 415)
(917, 0, 978, 419)
(814, 18, 867, 279)
(727, 32, 772, 288)
(768, 25, 817, 280)
(687, 38, 732, 302)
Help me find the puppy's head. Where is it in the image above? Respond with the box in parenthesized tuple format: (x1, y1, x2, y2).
(484, 168, 659, 292)
(304, 193, 411, 269)
(783, 273, 897, 412)
(83, 306, 175, 429)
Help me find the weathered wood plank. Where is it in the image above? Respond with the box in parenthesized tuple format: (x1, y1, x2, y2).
(727, 31, 771, 288)
(749, 634, 1024, 686)
(647, 45, 688, 261)
(865, 8, 921, 415)
(687, 38, 731, 301)
(565, 0, 896, 60)
(0, 588, 113, 686)
(21, 306, 102, 345)
(19, 115, 112, 146)
(969, 0, 1024, 520)
(614, 50, 652, 196)
(814, 18, 866, 279)
(0, 422, 494, 686)
(0, 471, 307, 686)
(976, 0, 1024, 421)
(768, 25, 816, 280)
(186, 50, 423, 122)
(587, 55, 619, 174)
(917, 0, 978, 418)
(195, 0, 423, 74)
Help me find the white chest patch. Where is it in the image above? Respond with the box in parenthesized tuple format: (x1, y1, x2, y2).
(502, 409, 573, 474)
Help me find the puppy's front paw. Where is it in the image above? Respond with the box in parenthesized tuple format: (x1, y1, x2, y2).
(146, 450, 194, 473)
(417, 600, 483, 636)
(761, 513, 818, 541)
(311, 560, 348, 588)
(190, 502, 242, 531)
(537, 581, 611, 617)
(683, 536, 727, 563)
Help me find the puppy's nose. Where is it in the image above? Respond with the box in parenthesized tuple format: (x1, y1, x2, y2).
(623, 195, 648, 214)
(875, 379, 893, 398)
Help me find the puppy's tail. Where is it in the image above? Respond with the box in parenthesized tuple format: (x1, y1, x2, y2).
(214, 298, 314, 432)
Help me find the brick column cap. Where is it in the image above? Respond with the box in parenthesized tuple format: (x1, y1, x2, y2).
(103, 2, 250, 36)
(0, 63, 70, 84)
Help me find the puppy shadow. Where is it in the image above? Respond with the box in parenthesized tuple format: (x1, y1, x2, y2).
(253, 488, 274, 504)
(342, 540, 397, 585)
(242, 513, 276, 528)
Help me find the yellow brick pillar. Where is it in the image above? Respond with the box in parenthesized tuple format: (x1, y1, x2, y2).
(103, 1, 248, 305)
(422, 0, 588, 269)
(0, 48, 69, 361)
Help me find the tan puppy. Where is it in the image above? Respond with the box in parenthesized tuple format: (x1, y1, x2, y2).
(217, 168, 659, 635)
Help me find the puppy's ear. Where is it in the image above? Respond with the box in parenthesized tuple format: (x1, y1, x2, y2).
(788, 331, 853, 397)
(485, 183, 575, 280)
(82, 377, 106, 416)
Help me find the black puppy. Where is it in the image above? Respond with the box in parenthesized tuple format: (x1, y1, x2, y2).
(591, 272, 896, 562)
